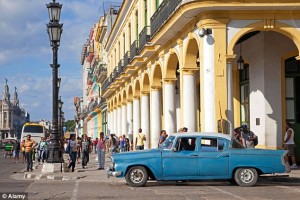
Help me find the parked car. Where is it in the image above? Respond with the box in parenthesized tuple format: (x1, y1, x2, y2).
(106, 132, 289, 187)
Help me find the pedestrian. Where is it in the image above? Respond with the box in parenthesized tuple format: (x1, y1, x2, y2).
(93, 138, 98, 154)
(81, 134, 90, 169)
(231, 127, 244, 148)
(97, 132, 106, 170)
(119, 135, 126, 152)
(135, 128, 146, 150)
(284, 121, 297, 169)
(21, 134, 37, 172)
(240, 124, 258, 148)
(21, 139, 26, 163)
(13, 139, 20, 163)
(37, 137, 48, 164)
(67, 134, 79, 172)
(159, 130, 168, 145)
(182, 127, 188, 132)
(45, 136, 50, 159)
(76, 136, 81, 164)
(108, 134, 118, 154)
(124, 135, 130, 152)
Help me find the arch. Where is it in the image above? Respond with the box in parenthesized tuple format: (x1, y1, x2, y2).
(165, 51, 179, 80)
(133, 79, 141, 98)
(122, 89, 127, 104)
(127, 85, 133, 102)
(141, 72, 150, 93)
(151, 63, 163, 88)
(228, 21, 300, 56)
(113, 96, 118, 108)
(118, 93, 122, 107)
(184, 36, 200, 69)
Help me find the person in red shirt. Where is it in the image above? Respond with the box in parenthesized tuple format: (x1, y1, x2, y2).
(93, 138, 98, 154)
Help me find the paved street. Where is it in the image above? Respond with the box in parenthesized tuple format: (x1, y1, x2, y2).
(1, 149, 300, 200)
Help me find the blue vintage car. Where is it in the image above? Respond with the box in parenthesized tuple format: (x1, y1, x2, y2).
(106, 132, 289, 187)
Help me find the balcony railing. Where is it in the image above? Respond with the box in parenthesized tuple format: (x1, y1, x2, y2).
(130, 40, 138, 61)
(150, 0, 182, 37)
(97, 65, 107, 84)
(101, 79, 110, 94)
(118, 59, 124, 76)
(139, 26, 150, 52)
(123, 51, 130, 69)
(113, 67, 118, 79)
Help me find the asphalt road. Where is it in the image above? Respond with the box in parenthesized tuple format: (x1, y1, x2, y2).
(1, 149, 300, 200)
(0, 149, 33, 194)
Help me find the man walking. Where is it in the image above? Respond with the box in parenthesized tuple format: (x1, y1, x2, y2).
(97, 132, 106, 170)
(135, 128, 146, 150)
(21, 134, 37, 172)
(81, 134, 90, 169)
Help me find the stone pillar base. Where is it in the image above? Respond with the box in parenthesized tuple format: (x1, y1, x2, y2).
(42, 163, 69, 173)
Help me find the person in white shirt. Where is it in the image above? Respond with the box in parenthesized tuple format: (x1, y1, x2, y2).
(284, 121, 297, 169)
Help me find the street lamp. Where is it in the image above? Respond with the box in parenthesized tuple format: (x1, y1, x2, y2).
(46, 0, 63, 163)
(58, 96, 63, 138)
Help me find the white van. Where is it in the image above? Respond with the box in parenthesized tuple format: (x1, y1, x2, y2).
(21, 123, 46, 143)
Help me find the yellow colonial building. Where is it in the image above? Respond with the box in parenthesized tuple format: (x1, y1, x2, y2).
(85, 0, 300, 159)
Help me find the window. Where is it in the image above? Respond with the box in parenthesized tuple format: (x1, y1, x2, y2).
(175, 137, 196, 151)
(102, 111, 107, 134)
(200, 138, 224, 152)
(240, 64, 250, 126)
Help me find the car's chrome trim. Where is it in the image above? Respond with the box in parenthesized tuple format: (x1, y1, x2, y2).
(106, 167, 122, 178)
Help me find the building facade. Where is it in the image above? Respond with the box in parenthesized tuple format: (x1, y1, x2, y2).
(0, 80, 28, 139)
(95, 0, 300, 156)
(78, 7, 119, 139)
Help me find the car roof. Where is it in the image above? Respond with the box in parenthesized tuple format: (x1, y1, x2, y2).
(168, 132, 231, 140)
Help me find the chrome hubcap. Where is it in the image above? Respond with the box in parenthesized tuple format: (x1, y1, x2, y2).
(240, 169, 254, 183)
(130, 169, 144, 183)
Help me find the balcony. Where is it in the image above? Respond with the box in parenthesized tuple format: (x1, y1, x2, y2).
(117, 59, 124, 76)
(130, 40, 138, 61)
(123, 51, 130, 69)
(97, 65, 107, 84)
(150, 0, 182, 38)
(101, 79, 110, 94)
(113, 67, 119, 79)
(139, 26, 150, 52)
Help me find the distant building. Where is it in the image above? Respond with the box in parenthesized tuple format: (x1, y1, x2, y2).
(0, 80, 28, 139)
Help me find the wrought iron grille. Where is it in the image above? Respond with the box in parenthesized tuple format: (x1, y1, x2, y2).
(139, 26, 150, 52)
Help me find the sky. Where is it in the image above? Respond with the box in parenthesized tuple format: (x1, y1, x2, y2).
(0, 0, 122, 121)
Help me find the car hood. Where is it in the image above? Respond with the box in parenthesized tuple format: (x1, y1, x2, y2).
(112, 149, 161, 161)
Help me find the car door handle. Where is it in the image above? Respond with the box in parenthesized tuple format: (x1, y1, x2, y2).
(218, 153, 229, 158)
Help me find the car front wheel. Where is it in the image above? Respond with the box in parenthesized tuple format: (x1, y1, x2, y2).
(125, 166, 148, 187)
(234, 168, 258, 187)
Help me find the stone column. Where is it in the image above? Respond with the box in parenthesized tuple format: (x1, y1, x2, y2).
(164, 79, 176, 135)
(203, 34, 216, 132)
(133, 97, 140, 147)
(127, 100, 133, 141)
(151, 87, 161, 148)
(117, 106, 122, 136)
(226, 58, 234, 136)
(141, 92, 150, 149)
(121, 103, 127, 136)
(182, 70, 198, 132)
(113, 108, 117, 134)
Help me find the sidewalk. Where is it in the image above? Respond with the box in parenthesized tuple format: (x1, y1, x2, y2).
(11, 152, 300, 183)
(12, 152, 122, 183)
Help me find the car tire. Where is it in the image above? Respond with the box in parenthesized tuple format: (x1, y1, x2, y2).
(234, 168, 258, 187)
(125, 166, 148, 187)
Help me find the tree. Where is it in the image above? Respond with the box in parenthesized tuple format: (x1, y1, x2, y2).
(64, 120, 75, 132)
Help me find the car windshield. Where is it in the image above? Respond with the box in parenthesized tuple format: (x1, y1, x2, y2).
(159, 136, 175, 150)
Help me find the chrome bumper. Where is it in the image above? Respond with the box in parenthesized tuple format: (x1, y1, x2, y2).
(106, 167, 122, 178)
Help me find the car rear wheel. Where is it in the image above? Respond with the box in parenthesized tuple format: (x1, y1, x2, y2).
(125, 166, 148, 187)
(234, 168, 258, 187)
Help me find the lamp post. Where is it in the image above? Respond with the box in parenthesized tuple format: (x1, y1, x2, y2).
(46, 0, 63, 163)
(58, 96, 63, 138)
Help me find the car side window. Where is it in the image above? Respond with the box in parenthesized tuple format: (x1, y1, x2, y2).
(175, 137, 196, 151)
(201, 138, 224, 152)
